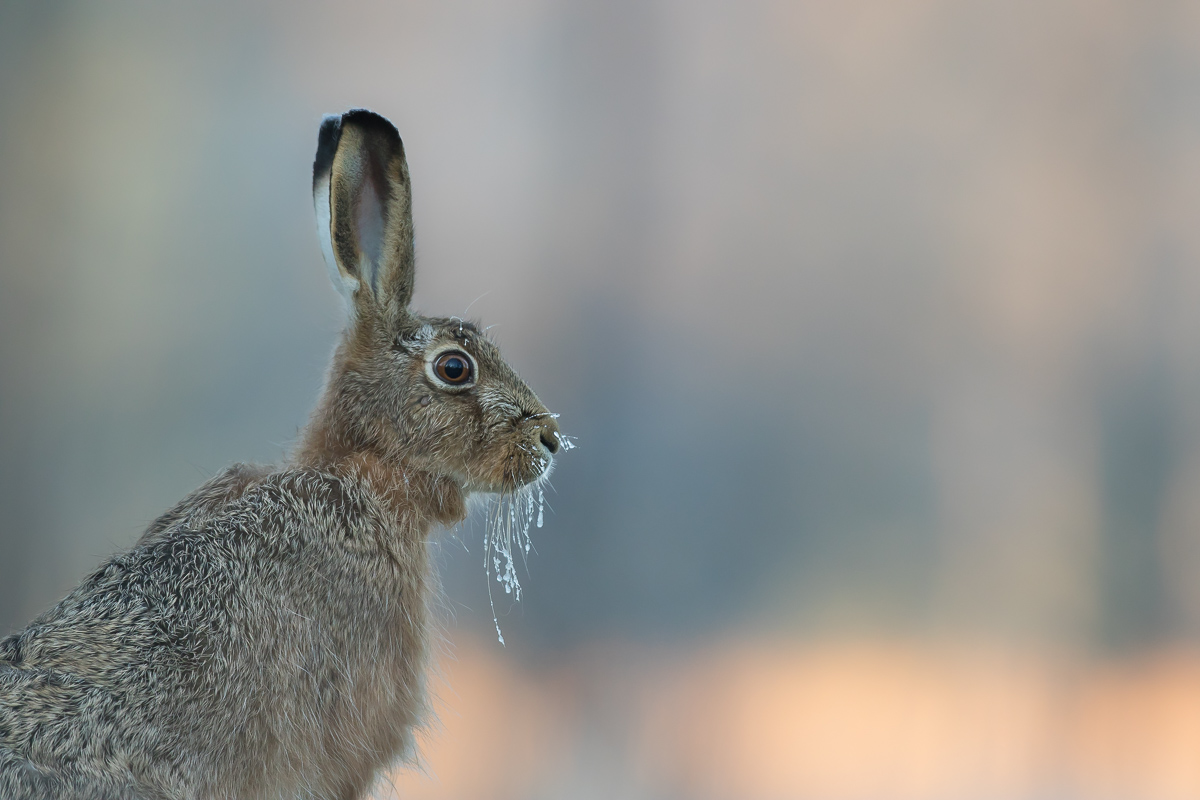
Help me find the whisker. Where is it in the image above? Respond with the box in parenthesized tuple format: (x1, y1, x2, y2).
(472, 436, 574, 643)
(463, 290, 491, 316)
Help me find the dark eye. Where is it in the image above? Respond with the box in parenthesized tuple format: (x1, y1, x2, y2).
(433, 351, 473, 385)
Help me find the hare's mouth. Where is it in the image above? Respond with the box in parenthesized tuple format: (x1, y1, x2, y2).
(508, 453, 553, 492)
(459, 449, 545, 495)
(500, 432, 561, 490)
(463, 426, 573, 493)
(461, 419, 573, 493)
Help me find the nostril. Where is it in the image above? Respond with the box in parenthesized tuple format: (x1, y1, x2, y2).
(539, 431, 559, 454)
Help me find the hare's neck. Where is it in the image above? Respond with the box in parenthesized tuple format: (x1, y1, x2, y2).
(352, 452, 467, 528)
(293, 436, 467, 529)
(293, 363, 467, 527)
(293, 377, 361, 467)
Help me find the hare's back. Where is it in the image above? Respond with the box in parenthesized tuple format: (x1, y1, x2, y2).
(0, 466, 415, 798)
(0, 517, 247, 797)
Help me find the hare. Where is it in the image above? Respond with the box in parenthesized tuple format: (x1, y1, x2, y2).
(0, 109, 562, 800)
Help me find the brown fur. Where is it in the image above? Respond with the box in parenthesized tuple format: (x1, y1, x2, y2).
(0, 110, 560, 799)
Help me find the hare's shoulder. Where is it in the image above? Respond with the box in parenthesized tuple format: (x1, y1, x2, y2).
(0, 465, 409, 754)
(140, 463, 394, 549)
(0, 466, 393, 672)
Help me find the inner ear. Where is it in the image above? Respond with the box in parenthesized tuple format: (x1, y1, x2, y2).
(356, 166, 386, 293)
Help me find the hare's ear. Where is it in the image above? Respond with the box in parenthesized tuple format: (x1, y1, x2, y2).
(312, 109, 415, 315)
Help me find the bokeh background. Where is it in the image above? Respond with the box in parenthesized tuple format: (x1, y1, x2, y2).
(4, 1, 1200, 798)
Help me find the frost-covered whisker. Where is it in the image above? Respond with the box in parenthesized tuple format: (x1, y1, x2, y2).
(462, 290, 491, 316)
(470, 427, 573, 644)
(480, 476, 550, 645)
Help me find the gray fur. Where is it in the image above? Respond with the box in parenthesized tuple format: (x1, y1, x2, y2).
(0, 110, 561, 800)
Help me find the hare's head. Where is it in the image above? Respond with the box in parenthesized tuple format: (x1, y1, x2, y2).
(302, 110, 559, 495)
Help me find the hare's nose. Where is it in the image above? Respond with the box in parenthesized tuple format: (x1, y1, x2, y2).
(536, 417, 561, 454)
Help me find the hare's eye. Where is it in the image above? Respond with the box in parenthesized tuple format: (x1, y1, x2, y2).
(433, 351, 473, 386)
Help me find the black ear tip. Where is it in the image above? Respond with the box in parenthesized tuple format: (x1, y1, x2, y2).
(313, 114, 344, 189)
(341, 108, 401, 140)
(313, 109, 404, 189)
(345, 107, 400, 131)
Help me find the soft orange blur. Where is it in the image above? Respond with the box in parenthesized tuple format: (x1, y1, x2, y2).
(380, 635, 1200, 800)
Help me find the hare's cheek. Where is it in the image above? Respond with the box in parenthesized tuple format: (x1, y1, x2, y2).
(465, 446, 514, 489)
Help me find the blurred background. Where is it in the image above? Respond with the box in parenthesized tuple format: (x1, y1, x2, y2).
(3, 1, 1200, 797)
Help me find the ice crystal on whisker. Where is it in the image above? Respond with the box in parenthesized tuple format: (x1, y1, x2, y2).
(482, 481, 538, 644)
(473, 429, 572, 644)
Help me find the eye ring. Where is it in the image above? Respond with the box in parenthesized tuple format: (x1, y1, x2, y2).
(431, 350, 474, 387)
